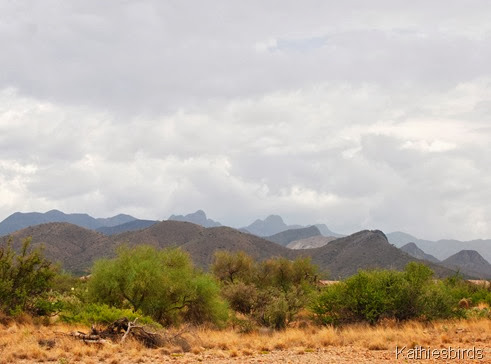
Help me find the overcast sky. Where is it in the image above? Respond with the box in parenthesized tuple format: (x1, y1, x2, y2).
(1, 1, 491, 240)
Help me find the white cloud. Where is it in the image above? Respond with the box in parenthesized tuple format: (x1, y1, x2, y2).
(1, 2, 491, 240)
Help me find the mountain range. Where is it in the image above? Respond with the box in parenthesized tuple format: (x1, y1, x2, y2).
(239, 214, 343, 238)
(0, 220, 458, 279)
(0, 209, 136, 236)
(387, 232, 491, 263)
(1, 209, 490, 279)
(168, 210, 221, 228)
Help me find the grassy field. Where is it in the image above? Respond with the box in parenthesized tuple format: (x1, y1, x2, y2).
(0, 317, 490, 363)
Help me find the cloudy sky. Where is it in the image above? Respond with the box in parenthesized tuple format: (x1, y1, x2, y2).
(1, 1, 491, 240)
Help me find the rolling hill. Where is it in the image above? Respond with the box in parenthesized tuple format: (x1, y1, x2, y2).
(286, 235, 338, 249)
(0, 223, 111, 275)
(264, 226, 321, 246)
(1, 222, 459, 279)
(441, 250, 491, 279)
(302, 230, 455, 279)
(96, 219, 159, 235)
(400, 242, 440, 263)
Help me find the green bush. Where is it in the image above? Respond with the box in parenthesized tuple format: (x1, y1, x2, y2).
(221, 281, 258, 314)
(310, 263, 466, 326)
(212, 252, 319, 329)
(0, 237, 57, 316)
(59, 303, 157, 326)
(88, 245, 228, 327)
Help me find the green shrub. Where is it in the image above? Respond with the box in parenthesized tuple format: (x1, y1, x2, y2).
(88, 245, 228, 327)
(0, 237, 57, 316)
(212, 252, 319, 329)
(59, 303, 157, 326)
(310, 281, 349, 325)
(221, 281, 258, 314)
(310, 263, 466, 326)
(420, 281, 463, 320)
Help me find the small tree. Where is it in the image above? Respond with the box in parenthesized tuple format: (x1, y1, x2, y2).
(0, 237, 56, 315)
(212, 251, 318, 329)
(212, 251, 255, 284)
(88, 245, 228, 326)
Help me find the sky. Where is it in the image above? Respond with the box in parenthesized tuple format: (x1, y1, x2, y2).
(1, 1, 491, 240)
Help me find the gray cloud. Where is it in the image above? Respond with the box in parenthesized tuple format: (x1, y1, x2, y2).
(1, 2, 491, 240)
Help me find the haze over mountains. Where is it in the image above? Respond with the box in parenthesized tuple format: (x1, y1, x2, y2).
(240, 214, 343, 238)
(387, 232, 491, 263)
(0, 209, 136, 236)
(168, 210, 221, 228)
(1, 209, 490, 279)
(400, 242, 440, 263)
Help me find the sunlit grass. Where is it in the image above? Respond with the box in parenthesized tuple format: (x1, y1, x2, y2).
(0, 318, 489, 363)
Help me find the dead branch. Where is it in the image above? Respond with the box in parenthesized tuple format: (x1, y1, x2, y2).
(65, 317, 165, 348)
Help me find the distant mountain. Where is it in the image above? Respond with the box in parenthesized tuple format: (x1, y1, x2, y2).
(241, 214, 342, 238)
(0, 209, 136, 237)
(168, 210, 221, 228)
(241, 215, 301, 236)
(96, 219, 159, 235)
(400, 242, 440, 263)
(306, 230, 456, 279)
(265, 226, 321, 246)
(387, 232, 491, 263)
(441, 250, 491, 279)
(287, 236, 338, 249)
(1, 222, 459, 279)
(314, 224, 345, 238)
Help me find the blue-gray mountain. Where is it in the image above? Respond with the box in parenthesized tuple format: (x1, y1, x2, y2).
(168, 210, 221, 228)
(400, 242, 440, 263)
(0, 209, 136, 236)
(387, 232, 491, 264)
(240, 214, 343, 238)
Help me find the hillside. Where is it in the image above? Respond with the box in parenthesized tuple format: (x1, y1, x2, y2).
(0, 210, 136, 236)
(265, 226, 321, 246)
(286, 236, 337, 249)
(300, 230, 455, 279)
(96, 219, 158, 235)
(314, 224, 345, 238)
(400, 242, 440, 263)
(441, 250, 491, 279)
(0, 223, 111, 275)
(1, 222, 459, 279)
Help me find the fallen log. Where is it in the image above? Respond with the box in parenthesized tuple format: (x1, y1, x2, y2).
(67, 318, 165, 348)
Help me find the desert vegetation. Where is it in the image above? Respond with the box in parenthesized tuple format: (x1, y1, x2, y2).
(1, 238, 490, 362)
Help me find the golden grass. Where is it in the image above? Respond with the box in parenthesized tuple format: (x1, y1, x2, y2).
(0, 319, 489, 363)
(196, 318, 491, 354)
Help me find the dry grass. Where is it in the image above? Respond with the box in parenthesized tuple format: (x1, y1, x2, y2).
(197, 318, 491, 354)
(0, 319, 489, 363)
